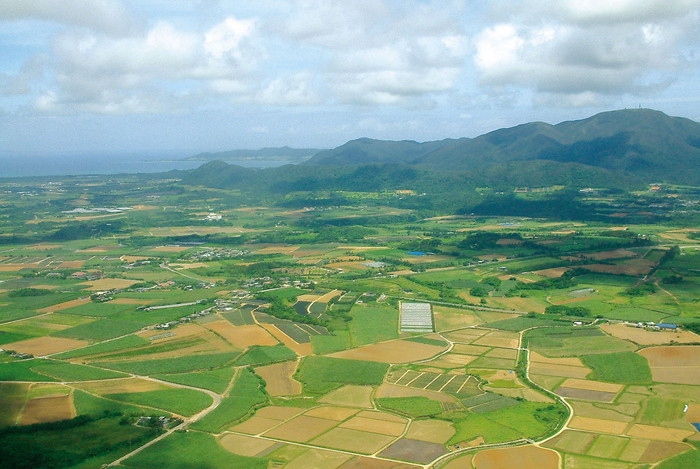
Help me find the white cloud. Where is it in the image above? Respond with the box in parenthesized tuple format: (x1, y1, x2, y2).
(36, 16, 263, 114)
(474, 1, 700, 105)
(256, 72, 320, 106)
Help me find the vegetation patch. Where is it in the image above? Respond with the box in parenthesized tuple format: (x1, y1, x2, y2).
(234, 345, 296, 366)
(94, 352, 238, 375)
(377, 396, 444, 418)
(581, 352, 653, 384)
(106, 388, 212, 417)
(295, 356, 389, 394)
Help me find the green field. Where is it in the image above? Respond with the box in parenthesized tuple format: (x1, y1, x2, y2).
(105, 388, 213, 417)
(234, 345, 296, 366)
(580, 352, 652, 384)
(94, 352, 238, 375)
(377, 396, 444, 417)
(295, 356, 389, 394)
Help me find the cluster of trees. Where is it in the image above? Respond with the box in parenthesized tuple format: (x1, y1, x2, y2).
(544, 305, 592, 317)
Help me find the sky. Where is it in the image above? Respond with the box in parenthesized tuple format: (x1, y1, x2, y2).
(1, 0, 700, 159)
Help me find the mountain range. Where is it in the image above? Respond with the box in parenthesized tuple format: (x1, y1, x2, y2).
(184, 109, 700, 192)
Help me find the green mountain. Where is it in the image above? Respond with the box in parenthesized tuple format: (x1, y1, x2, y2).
(183, 109, 700, 197)
(306, 109, 700, 184)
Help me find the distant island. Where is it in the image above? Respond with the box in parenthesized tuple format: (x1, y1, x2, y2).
(184, 146, 324, 163)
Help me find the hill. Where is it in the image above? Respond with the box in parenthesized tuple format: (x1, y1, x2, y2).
(307, 109, 700, 184)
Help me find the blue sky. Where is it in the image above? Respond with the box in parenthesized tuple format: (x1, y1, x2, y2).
(1, 0, 700, 158)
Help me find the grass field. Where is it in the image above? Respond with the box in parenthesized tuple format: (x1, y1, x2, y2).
(154, 367, 236, 394)
(377, 396, 444, 417)
(53, 335, 150, 359)
(234, 345, 296, 366)
(94, 352, 238, 375)
(123, 430, 267, 469)
(295, 356, 389, 394)
(105, 388, 213, 416)
(581, 352, 652, 384)
(190, 369, 267, 433)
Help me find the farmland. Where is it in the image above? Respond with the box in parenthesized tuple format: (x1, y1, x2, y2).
(0, 173, 698, 468)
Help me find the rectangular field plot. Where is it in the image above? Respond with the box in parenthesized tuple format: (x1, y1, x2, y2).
(400, 302, 434, 333)
(255, 313, 329, 343)
(222, 308, 255, 326)
(425, 374, 455, 392)
(310, 427, 396, 454)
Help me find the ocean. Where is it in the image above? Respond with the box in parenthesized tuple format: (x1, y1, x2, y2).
(0, 154, 288, 178)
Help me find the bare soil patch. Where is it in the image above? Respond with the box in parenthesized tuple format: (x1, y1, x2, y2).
(205, 321, 278, 348)
(255, 361, 301, 396)
(530, 352, 584, 366)
(329, 339, 447, 364)
(452, 344, 491, 355)
(3, 336, 88, 355)
(319, 385, 373, 408)
(473, 445, 559, 469)
(219, 433, 278, 457)
(428, 353, 478, 369)
(581, 259, 654, 276)
(473, 335, 519, 349)
(639, 346, 700, 385)
(20, 395, 74, 425)
(107, 298, 151, 305)
(442, 329, 489, 343)
(58, 260, 85, 269)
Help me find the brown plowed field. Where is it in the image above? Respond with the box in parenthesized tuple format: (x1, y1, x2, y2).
(639, 346, 700, 385)
(639, 440, 692, 463)
(379, 438, 448, 464)
(329, 339, 447, 364)
(205, 321, 278, 348)
(472, 445, 559, 469)
(20, 395, 73, 425)
(255, 361, 301, 396)
(3, 336, 88, 355)
(556, 387, 618, 402)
